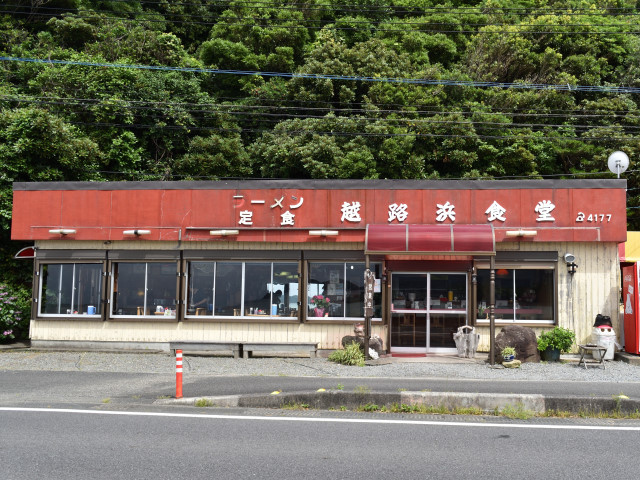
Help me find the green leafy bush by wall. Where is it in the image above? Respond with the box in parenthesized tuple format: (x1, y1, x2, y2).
(328, 342, 365, 366)
(0, 283, 31, 343)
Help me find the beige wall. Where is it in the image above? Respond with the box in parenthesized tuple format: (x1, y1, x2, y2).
(30, 319, 387, 351)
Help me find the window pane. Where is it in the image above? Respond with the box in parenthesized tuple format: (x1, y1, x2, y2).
(41, 264, 73, 314)
(272, 262, 299, 317)
(113, 263, 146, 315)
(73, 264, 102, 315)
(392, 273, 427, 310)
(495, 270, 514, 320)
(371, 263, 382, 317)
(147, 263, 177, 314)
(344, 263, 381, 318)
(391, 313, 426, 347)
(308, 263, 344, 317)
(214, 262, 242, 316)
(430, 273, 466, 310)
(345, 263, 365, 317)
(477, 269, 514, 320)
(187, 262, 214, 315)
(515, 269, 554, 321)
(430, 313, 466, 348)
(244, 263, 272, 315)
(477, 268, 554, 322)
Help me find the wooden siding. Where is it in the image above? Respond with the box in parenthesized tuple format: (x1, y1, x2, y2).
(30, 319, 387, 350)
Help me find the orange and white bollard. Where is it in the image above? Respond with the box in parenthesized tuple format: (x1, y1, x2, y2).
(175, 349, 183, 399)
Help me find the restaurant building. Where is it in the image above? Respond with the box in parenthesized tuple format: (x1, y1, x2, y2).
(11, 179, 626, 355)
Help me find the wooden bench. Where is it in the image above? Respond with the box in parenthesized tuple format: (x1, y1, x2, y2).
(169, 341, 241, 359)
(242, 342, 318, 359)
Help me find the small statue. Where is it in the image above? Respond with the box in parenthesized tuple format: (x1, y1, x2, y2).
(354, 323, 364, 337)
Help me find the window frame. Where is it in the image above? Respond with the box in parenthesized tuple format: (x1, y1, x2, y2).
(305, 261, 383, 322)
(184, 260, 301, 321)
(37, 261, 104, 319)
(110, 261, 179, 320)
(473, 259, 557, 326)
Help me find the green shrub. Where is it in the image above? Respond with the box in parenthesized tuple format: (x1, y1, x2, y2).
(328, 342, 365, 366)
(0, 283, 30, 343)
(537, 326, 575, 353)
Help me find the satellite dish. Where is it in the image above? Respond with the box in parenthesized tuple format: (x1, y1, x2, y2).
(608, 151, 629, 178)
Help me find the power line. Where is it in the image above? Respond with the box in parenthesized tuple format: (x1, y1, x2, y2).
(11, 0, 640, 17)
(3, 56, 640, 94)
(6, 2, 640, 25)
(3, 95, 639, 135)
(91, 167, 640, 181)
(4, 95, 639, 132)
(4, 93, 640, 119)
(44, 119, 640, 142)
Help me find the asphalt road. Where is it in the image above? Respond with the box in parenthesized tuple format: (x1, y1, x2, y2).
(2, 406, 639, 480)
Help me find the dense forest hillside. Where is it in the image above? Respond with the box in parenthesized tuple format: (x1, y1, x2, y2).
(1, 1, 639, 291)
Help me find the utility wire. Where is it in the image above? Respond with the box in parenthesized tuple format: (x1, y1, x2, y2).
(4, 96, 639, 131)
(49, 119, 639, 141)
(4, 94, 640, 119)
(5, 2, 640, 25)
(3, 56, 640, 94)
(10, 0, 640, 16)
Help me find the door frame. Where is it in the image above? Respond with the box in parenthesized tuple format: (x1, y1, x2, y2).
(389, 271, 468, 354)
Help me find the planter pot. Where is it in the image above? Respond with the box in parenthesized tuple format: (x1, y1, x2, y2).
(314, 307, 325, 317)
(502, 354, 515, 362)
(541, 347, 561, 362)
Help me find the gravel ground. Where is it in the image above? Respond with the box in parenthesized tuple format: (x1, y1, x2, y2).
(2, 349, 640, 382)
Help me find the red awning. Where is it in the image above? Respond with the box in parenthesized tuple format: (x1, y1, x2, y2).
(365, 224, 495, 256)
(14, 246, 36, 259)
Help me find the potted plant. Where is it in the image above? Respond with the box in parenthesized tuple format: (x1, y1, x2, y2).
(537, 326, 575, 361)
(501, 346, 516, 362)
(310, 294, 331, 317)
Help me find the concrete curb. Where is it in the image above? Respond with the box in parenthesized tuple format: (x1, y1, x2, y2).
(154, 390, 640, 415)
(0, 341, 30, 351)
(401, 391, 546, 413)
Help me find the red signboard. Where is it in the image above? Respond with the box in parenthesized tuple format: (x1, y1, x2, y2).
(11, 180, 627, 243)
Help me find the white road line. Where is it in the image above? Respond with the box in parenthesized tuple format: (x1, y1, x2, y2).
(1, 407, 639, 431)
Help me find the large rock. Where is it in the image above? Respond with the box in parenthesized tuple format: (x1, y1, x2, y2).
(492, 325, 540, 363)
(341, 334, 384, 356)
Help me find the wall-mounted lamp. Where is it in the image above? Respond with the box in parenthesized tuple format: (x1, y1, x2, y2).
(48, 229, 76, 235)
(209, 229, 239, 236)
(564, 253, 578, 275)
(123, 229, 151, 236)
(309, 230, 339, 236)
(505, 229, 537, 237)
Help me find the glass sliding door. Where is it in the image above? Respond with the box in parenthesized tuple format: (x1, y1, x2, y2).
(428, 273, 467, 352)
(390, 272, 468, 353)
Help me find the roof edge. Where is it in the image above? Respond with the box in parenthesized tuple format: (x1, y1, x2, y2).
(13, 178, 627, 191)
